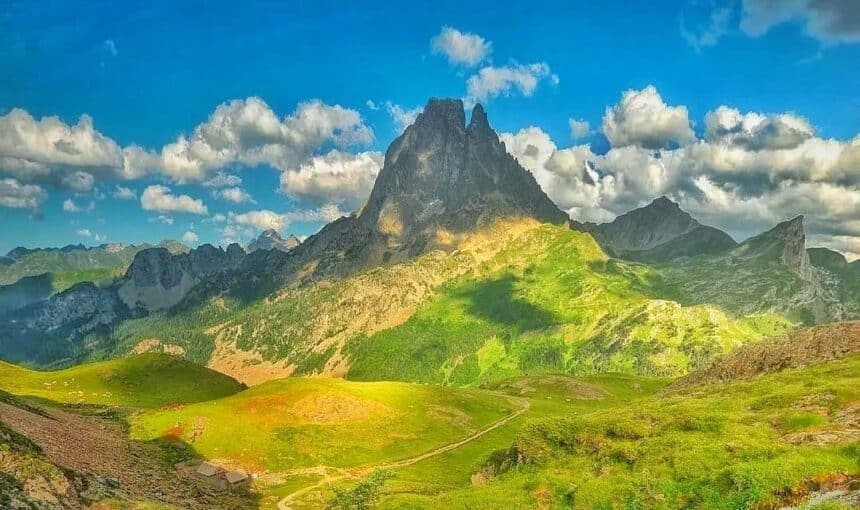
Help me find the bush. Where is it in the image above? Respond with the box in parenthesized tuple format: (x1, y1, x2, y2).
(327, 469, 395, 510)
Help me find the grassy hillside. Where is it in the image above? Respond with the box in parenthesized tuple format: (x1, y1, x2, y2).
(346, 225, 790, 384)
(96, 222, 791, 386)
(375, 354, 860, 510)
(129, 377, 520, 474)
(0, 353, 244, 407)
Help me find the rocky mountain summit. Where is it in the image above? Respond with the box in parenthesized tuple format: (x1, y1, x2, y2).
(284, 98, 570, 275)
(734, 216, 813, 279)
(118, 243, 247, 312)
(582, 196, 737, 262)
(358, 100, 568, 243)
(247, 230, 301, 253)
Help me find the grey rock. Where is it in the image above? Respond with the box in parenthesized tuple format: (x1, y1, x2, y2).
(583, 196, 737, 261)
(247, 230, 301, 252)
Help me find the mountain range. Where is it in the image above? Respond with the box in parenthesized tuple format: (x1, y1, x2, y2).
(1, 98, 859, 510)
(0, 98, 856, 380)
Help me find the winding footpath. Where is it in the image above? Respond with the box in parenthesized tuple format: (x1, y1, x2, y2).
(276, 399, 530, 510)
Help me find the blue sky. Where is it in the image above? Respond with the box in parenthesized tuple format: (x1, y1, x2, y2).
(1, 1, 859, 258)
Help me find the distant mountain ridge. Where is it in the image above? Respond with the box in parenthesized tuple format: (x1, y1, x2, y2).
(580, 196, 737, 262)
(0, 240, 188, 287)
(247, 230, 301, 253)
(661, 215, 854, 322)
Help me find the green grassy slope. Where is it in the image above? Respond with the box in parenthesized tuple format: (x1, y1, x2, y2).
(346, 225, 790, 384)
(0, 353, 244, 407)
(93, 222, 791, 386)
(377, 354, 860, 510)
(129, 377, 520, 473)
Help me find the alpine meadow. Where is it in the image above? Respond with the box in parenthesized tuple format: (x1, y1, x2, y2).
(1, 2, 859, 509)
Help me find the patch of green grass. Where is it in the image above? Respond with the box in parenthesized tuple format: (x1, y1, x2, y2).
(346, 225, 792, 384)
(375, 355, 860, 509)
(50, 266, 125, 291)
(129, 377, 519, 473)
(87, 223, 793, 388)
(0, 353, 244, 408)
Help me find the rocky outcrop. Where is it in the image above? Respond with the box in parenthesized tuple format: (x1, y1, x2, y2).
(583, 196, 737, 262)
(118, 244, 247, 312)
(672, 321, 860, 388)
(247, 230, 301, 252)
(734, 215, 813, 280)
(660, 215, 852, 323)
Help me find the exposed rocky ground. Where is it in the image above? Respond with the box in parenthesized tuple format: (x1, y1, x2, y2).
(673, 321, 860, 388)
(0, 399, 256, 509)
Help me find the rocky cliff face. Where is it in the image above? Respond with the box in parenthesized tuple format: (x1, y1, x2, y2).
(247, 230, 301, 253)
(118, 243, 247, 312)
(734, 216, 813, 280)
(267, 98, 571, 278)
(356, 99, 568, 254)
(584, 196, 737, 262)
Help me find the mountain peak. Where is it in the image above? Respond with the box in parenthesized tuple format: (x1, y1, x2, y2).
(736, 215, 811, 278)
(589, 196, 701, 254)
(648, 196, 679, 209)
(357, 97, 568, 246)
(248, 229, 300, 253)
(416, 98, 466, 132)
(467, 103, 490, 132)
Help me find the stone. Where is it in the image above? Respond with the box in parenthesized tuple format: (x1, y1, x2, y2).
(196, 461, 219, 477)
(224, 470, 248, 484)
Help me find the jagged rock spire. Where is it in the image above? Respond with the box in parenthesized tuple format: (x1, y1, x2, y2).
(358, 97, 568, 240)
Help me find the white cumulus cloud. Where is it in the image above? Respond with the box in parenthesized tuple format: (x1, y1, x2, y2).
(62, 198, 94, 213)
(216, 186, 254, 204)
(181, 230, 199, 244)
(0, 108, 131, 191)
(140, 185, 208, 215)
(280, 150, 382, 210)
(137, 97, 374, 183)
(466, 63, 558, 104)
(112, 185, 136, 199)
(602, 85, 696, 149)
(0, 178, 47, 210)
(431, 26, 492, 67)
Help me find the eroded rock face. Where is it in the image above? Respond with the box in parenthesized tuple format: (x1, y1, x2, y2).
(358, 99, 568, 248)
(25, 282, 121, 333)
(118, 244, 247, 312)
(734, 215, 813, 280)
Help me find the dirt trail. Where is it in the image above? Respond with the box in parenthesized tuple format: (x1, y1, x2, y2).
(0, 402, 255, 509)
(276, 399, 530, 510)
